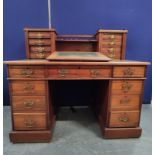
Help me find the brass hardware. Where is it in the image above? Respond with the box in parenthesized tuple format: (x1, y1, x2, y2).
(24, 119, 36, 128)
(123, 68, 134, 76)
(36, 40, 43, 45)
(108, 48, 115, 58)
(24, 83, 34, 92)
(58, 69, 68, 77)
(90, 69, 100, 78)
(110, 35, 115, 39)
(120, 97, 130, 104)
(109, 42, 115, 45)
(37, 33, 42, 38)
(119, 117, 129, 122)
(121, 81, 132, 93)
(37, 52, 45, 58)
(37, 47, 45, 53)
(21, 69, 33, 77)
(23, 101, 34, 109)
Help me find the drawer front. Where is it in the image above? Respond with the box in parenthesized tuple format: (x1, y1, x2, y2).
(101, 41, 122, 47)
(110, 95, 141, 111)
(100, 48, 121, 59)
(48, 67, 111, 79)
(13, 113, 46, 130)
(113, 66, 145, 77)
(30, 51, 51, 59)
(30, 46, 51, 52)
(11, 81, 46, 95)
(28, 32, 51, 38)
(101, 34, 122, 41)
(29, 39, 51, 45)
(109, 111, 139, 127)
(111, 80, 143, 94)
(12, 96, 46, 111)
(9, 66, 45, 78)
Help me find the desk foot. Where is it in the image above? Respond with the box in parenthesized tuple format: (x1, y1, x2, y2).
(102, 127, 142, 139)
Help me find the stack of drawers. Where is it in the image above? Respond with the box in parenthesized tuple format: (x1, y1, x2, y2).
(107, 66, 146, 129)
(24, 29, 56, 59)
(8, 65, 50, 132)
(97, 30, 128, 60)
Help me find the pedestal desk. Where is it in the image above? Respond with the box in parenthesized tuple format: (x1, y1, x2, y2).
(4, 28, 150, 143)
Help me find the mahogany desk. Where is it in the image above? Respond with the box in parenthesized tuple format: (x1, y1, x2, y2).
(4, 59, 149, 143)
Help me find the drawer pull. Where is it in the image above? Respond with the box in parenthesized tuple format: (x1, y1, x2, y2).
(21, 69, 34, 77)
(24, 83, 34, 92)
(37, 47, 45, 53)
(110, 35, 115, 39)
(122, 81, 132, 93)
(24, 119, 36, 128)
(123, 68, 134, 76)
(120, 98, 130, 104)
(108, 48, 115, 58)
(23, 101, 34, 109)
(58, 69, 68, 77)
(90, 69, 100, 78)
(37, 33, 42, 38)
(109, 42, 115, 45)
(37, 52, 45, 58)
(119, 117, 129, 122)
(36, 40, 43, 45)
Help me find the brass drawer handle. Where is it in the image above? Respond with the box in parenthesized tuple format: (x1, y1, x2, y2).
(24, 83, 34, 92)
(121, 81, 132, 93)
(109, 42, 115, 45)
(37, 52, 45, 58)
(21, 69, 34, 77)
(36, 40, 43, 45)
(37, 47, 45, 53)
(90, 69, 100, 78)
(37, 33, 43, 38)
(24, 119, 36, 128)
(123, 68, 134, 76)
(58, 69, 68, 77)
(110, 35, 115, 39)
(23, 101, 34, 109)
(120, 98, 130, 104)
(108, 48, 115, 58)
(119, 117, 129, 122)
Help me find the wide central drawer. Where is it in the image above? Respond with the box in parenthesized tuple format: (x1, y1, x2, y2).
(10, 81, 46, 95)
(47, 66, 112, 79)
(13, 113, 47, 130)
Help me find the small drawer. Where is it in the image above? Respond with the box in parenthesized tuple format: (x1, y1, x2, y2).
(30, 46, 51, 52)
(102, 41, 122, 47)
(100, 48, 121, 59)
(110, 94, 141, 111)
(12, 96, 46, 111)
(30, 51, 51, 59)
(28, 32, 51, 38)
(8, 66, 45, 78)
(10, 81, 46, 95)
(13, 113, 46, 130)
(29, 39, 51, 45)
(113, 66, 145, 77)
(111, 80, 143, 94)
(101, 34, 122, 41)
(108, 111, 139, 127)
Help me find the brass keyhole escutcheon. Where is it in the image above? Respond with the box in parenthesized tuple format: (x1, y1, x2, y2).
(90, 69, 100, 78)
(58, 69, 68, 77)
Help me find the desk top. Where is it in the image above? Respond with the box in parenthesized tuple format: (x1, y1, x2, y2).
(4, 60, 150, 66)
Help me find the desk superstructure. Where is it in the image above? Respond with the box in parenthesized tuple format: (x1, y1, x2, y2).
(4, 28, 150, 143)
